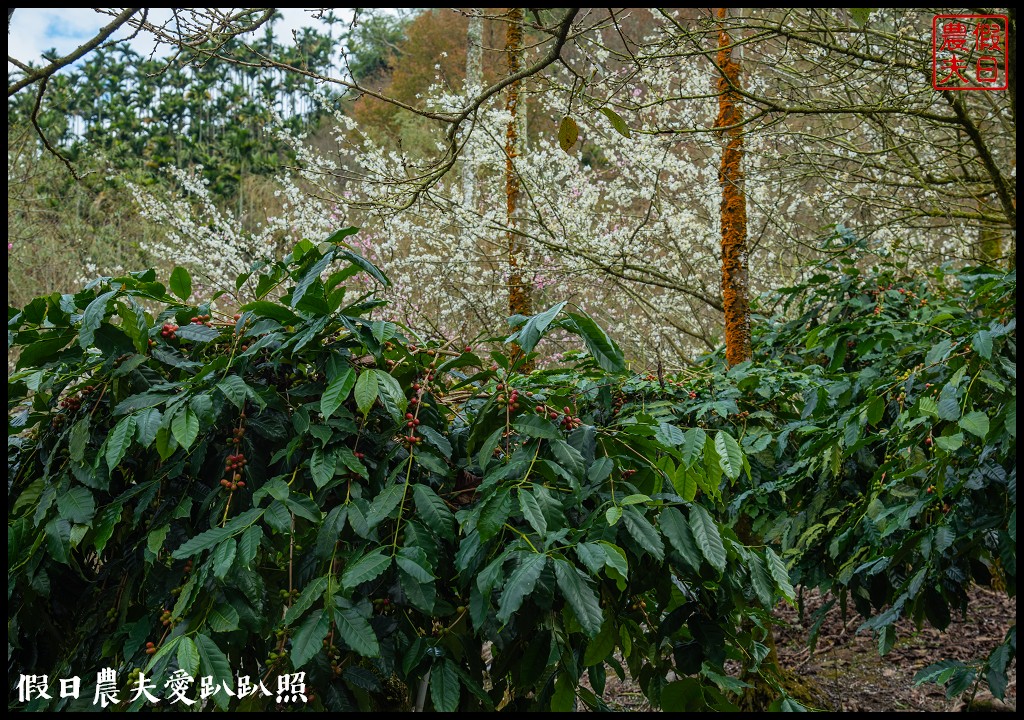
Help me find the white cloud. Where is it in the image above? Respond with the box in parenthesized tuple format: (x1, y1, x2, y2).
(8, 8, 346, 74)
(8, 8, 108, 66)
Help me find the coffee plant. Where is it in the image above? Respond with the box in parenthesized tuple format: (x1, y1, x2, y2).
(612, 233, 1016, 703)
(752, 239, 1016, 701)
(9, 231, 796, 711)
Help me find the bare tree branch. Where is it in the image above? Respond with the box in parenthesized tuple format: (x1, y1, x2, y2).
(8, 8, 142, 97)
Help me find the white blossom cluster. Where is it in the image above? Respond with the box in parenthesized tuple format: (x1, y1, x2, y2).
(129, 9, 1012, 367)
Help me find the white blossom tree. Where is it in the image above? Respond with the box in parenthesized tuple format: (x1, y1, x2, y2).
(30, 8, 1013, 365)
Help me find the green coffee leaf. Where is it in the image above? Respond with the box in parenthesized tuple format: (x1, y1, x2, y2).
(169, 266, 192, 300)
(284, 576, 330, 626)
(715, 430, 743, 482)
(937, 384, 960, 421)
(564, 311, 625, 371)
(320, 367, 356, 420)
(513, 415, 561, 439)
(958, 411, 989, 439)
(765, 547, 795, 601)
(334, 604, 380, 657)
(291, 609, 331, 669)
(342, 550, 392, 589)
(412, 484, 455, 540)
(622, 506, 664, 562)
(497, 553, 546, 623)
(291, 251, 333, 308)
(79, 290, 117, 349)
(510, 302, 566, 354)
(195, 634, 234, 708)
(177, 636, 201, 677)
(57, 487, 95, 525)
(175, 324, 219, 342)
(689, 504, 726, 573)
(216, 375, 249, 409)
(310, 447, 337, 489)
(212, 538, 237, 579)
(134, 407, 162, 448)
(659, 507, 702, 571)
(105, 415, 136, 471)
(171, 408, 199, 450)
(354, 370, 379, 416)
(519, 489, 547, 537)
(69, 417, 91, 463)
(208, 603, 240, 633)
(430, 659, 460, 712)
(553, 558, 603, 637)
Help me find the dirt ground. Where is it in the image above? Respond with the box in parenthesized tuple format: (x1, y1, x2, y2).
(592, 584, 1017, 712)
(772, 584, 1016, 712)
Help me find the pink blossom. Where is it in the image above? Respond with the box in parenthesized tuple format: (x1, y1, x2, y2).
(532, 273, 556, 291)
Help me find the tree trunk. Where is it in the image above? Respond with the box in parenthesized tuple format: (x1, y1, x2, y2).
(715, 11, 790, 708)
(715, 8, 751, 367)
(462, 9, 482, 211)
(505, 7, 533, 368)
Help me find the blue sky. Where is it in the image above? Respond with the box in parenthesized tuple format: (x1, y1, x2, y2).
(8, 9, 344, 72)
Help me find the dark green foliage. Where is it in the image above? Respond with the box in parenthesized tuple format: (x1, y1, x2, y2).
(8, 228, 1013, 710)
(614, 230, 1016, 701)
(752, 237, 1017, 700)
(8, 232, 788, 711)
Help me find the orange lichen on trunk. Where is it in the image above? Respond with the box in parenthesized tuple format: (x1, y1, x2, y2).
(505, 8, 533, 369)
(715, 8, 751, 367)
